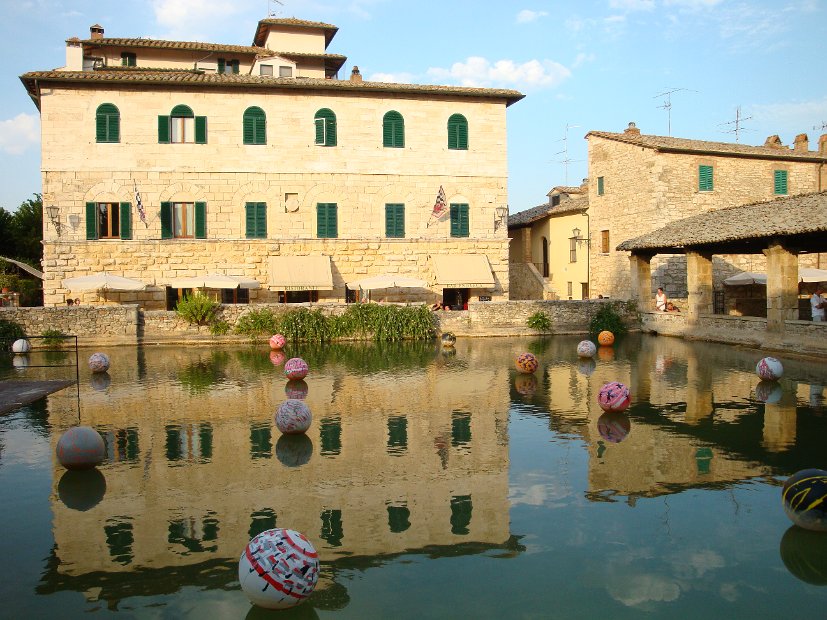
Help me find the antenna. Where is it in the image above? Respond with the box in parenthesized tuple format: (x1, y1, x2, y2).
(719, 105, 753, 142)
(653, 88, 696, 136)
(553, 123, 583, 185)
(814, 122, 827, 131)
(268, 0, 284, 17)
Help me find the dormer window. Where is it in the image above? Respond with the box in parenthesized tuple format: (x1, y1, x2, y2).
(121, 52, 136, 67)
(279, 66, 293, 78)
(218, 59, 239, 74)
(259, 64, 273, 76)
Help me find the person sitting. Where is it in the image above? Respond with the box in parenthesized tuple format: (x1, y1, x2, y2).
(666, 301, 680, 312)
(812, 287, 826, 322)
(429, 301, 442, 311)
(655, 287, 667, 312)
(66, 298, 74, 307)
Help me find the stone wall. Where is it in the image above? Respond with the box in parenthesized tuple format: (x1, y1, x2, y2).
(0, 304, 138, 345)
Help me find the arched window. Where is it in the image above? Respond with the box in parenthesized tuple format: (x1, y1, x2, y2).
(314, 108, 337, 146)
(95, 103, 120, 143)
(447, 113, 468, 150)
(243, 107, 266, 145)
(158, 104, 206, 144)
(382, 111, 404, 148)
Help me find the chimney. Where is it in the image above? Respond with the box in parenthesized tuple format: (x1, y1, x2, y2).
(764, 134, 783, 149)
(350, 65, 362, 82)
(624, 121, 640, 136)
(65, 37, 83, 71)
(90, 24, 104, 40)
(580, 178, 589, 191)
(793, 133, 809, 152)
(819, 134, 827, 156)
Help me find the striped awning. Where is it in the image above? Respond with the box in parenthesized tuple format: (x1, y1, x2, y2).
(269, 255, 334, 291)
(431, 254, 495, 288)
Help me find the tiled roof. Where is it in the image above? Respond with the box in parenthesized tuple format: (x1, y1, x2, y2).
(509, 195, 588, 228)
(77, 37, 274, 57)
(20, 71, 524, 107)
(547, 185, 584, 196)
(268, 51, 347, 72)
(616, 191, 827, 252)
(587, 130, 827, 162)
(254, 18, 338, 47)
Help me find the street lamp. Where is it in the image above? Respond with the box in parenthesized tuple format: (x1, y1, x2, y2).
(45, 205, 62, 236)
(494, 205, 509, 232)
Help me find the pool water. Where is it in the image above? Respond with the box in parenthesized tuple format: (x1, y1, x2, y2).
(1, 334, 826, 618)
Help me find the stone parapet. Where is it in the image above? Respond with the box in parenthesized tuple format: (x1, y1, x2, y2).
(0, 304, 138, 346)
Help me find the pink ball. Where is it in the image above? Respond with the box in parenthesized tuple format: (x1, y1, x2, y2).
(285, 379, 309, 400)
(275, 399, 312, 434)
(284, 357, 309, 380)
(597, 412, 631, 443)
(269, 351, 285, 366)
(598, 381, 631, 413)
(269, 334, 286, 350)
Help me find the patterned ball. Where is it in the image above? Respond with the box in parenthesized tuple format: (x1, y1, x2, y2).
(269, 351, 285, 366)
(275, 399, 312, 435)
(285, 379, 309, 400)
(577, 358, 596, 376)
(598, 381, 631, 413)
(515, 352, 539, 374)
(756, 357, 784, 381)
(755, 380, 782, 404)
(269, 334, 286, 350)
(441, 332, 457, 348)
(780, 526, 827, 585)
(88, 352, 110, 373)
(782, 469, 827, 532)
(597, 331, 615, 346)
(576, 340, 596, 358)
(238, 528, 319, 609)
(276, 434, 313, 468)
(56, 425, 106, 470)
(12, 339, 31, 354)
(514, 374, 537, 397)
(597, 412, 631, 443)
(284, 358, 309, 381)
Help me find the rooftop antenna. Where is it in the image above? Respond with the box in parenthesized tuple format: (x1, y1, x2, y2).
(719, 105, 753, 143)
(814, 121, 827, 131)
(268, 0, 284, 17)
(554, 123, 583, 185)
(653, 88, 696, 136)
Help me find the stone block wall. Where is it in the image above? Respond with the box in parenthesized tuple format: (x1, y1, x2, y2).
(0, 305, 138, 345)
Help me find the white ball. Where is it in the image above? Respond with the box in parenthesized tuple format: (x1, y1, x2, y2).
(238, 528, 319, 609)
(88, 352, 110, 373)
(756, 357, 783, 381)
(275, 400, 312, 435)
(576, 340, 596, 358)
(12, 339, 31, 354)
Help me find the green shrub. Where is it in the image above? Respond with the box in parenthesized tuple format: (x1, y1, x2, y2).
(234, 308, 280, 337)
(0, 319, 25, 348)
(175, 293, 219, 326)
(41, 329, 68, 347)
(589, 301, 629, 338)
(527, 311, 552, 332)
(209, 320, 230, 336)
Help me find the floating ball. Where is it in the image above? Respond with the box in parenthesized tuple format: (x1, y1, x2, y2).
(782, 469, 827, 532)
(577, 358, 596, 376)
(56, 425, 106, 470)
(756, 357, 783, 381)
(57, 469, 107, 511)
(269, 334, 286, 350)
(598, 381, 631, 413)
(441, 332, 457, 348)
(90, 372, 112, 392)
(597, 331, 615, 346)
(576, 340, 596, 358)
(441, 347, 457, 358)
(12, 355, 29, 371)
(755, 380, 782, 404)
(276, 434, 313, 468)
(285, 379, 309, 400)
(515, 352, 539, 374)
(12, 339, 31, 354)
(514, 374, 537, 397)
(239, 528, 319, 609)
(275, 399, 312, 435)
(597, 412, 631, 443)
(269, 351, 285, 366)
(88, 352, 110, 373)
(284, 357, 309, 381)
(780, 526, 827, 585)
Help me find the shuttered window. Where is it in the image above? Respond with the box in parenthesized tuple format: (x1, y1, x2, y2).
(447, 114, 468, 150)
(385, 203, 405, 238)
(774, 170, 788, 195)
(121, 52, 136, 67)
(158, 104, 206, 144)
(84, 202, 131, 239)
(450, 203, 469, 237)
(245, 202, 267, 238)
(96, 103, 120, 143)
(243, 107, 266, 145)
(317, 203, 338, 238)
(217, 59, 239, 74)
(314, 109, 337, 146)
(597, 176, 604, 196)
(160, 202, 206, 238)
(382, 111, 404, 148)
(119, 202, 132, 240)
(698, 165, 714, 192)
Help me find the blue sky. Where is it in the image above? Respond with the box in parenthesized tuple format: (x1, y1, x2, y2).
(1, 0, 825, 214)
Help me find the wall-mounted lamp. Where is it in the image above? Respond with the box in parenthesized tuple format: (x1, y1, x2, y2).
(68, 214, 81, 232)
(45, 205, 62, 236)
(494, 205, 509, 232)
(572, 227, 589, 247)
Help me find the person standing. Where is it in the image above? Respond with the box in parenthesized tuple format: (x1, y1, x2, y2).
(655, 287, 667, 312)
(811, 287, 826, 322)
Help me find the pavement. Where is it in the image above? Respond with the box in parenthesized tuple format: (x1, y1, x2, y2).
(0, 380, 75, 415)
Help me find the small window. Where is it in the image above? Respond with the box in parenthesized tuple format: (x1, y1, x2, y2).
(450, 203, 469, 238)
(385, 203, 405, 238)
(447, 113, 468, 150)
(86, 202, 131, 240)
(601, 230, 610, 254)
(314, 109, 337, 146)
(698, 165, 714, 192)
(383, 111, 405, 148)
(217, 59, 239, 74)
(551, 195, 560, 206)
(96, 103, 120, 143)
(121, 52, 136, 67)
(245, 202, 267, 238)
(317, 203, 338, 238)
(569, 237, 577, 263)
(278, 290, 319, 303)
(259, 64, 273, 76)
(160, 201, 206, 239)
(98, 203, 120, 239)
(279, 66, 293, 78)
(221, 288, 250, 304)
(158, 104, 206, 144)
(774, 170, 788, 195)
(597, 176, 604, 196)
(567, 282, 573, 299)
(243, 106, 266, 145)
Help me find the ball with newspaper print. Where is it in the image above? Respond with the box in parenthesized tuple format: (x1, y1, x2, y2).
(269, 334, 286, 350)
(576, 340, 597, 358)
(275, 399, 312, 435)
(88, 352, 110, 373)
(284, 357, 309, 380)
(756, 357, 783, 381)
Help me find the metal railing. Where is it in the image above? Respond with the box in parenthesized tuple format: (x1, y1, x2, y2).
(2, 334, 80, 401)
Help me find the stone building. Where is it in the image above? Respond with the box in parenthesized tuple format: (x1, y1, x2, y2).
(586, 123, 827, 301)
(21, 18, 523, 308)
(507, 183, 589, 300)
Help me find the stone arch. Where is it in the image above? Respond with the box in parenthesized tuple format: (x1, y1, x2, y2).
(83, 181, 132, 204)
(158, 182, 206, 203)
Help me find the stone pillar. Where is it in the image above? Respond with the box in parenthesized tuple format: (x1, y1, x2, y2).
(629, 253, 652, 308)
(764, 242, 798, 332)
(521, 228, 532, 263)
(686, 251, 713, 324)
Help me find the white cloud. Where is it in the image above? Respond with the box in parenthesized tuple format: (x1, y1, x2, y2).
(367, 71, 416, 83)
(427, 56, 571, 90)
(609, 0, 655, 11)
(151, 0, 253, 39)
(750, 97, 827, 137)
(606, 573, 682, 607)
(663, 0, 723, 7)
(516, 9, 549, 23)
(0, 113, 39, 155)
(572, 52, 596, 68)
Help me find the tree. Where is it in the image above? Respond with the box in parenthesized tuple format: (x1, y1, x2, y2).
(0, 208, 13, 256)
(10, 194, 43, 266)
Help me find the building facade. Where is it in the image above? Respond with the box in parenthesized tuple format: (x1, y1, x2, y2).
(21, 19, 523, 308)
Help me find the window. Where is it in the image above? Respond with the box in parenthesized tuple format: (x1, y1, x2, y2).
(158, 104, 207, 144)
(243, 107, 266, 145)
(85, 202, 131, 240)
(95, 103, 120, 143)
(221, 288, 249, 304)
(160, 201, 206, 239)
(259, 64, 273, 76)
(774, 170, 788, 195)
(551, 195, 560, 206)
(217, 58, 239, 74)
(314, 108, 337, 146)
(601, 230, 610, 254)
(317, 202, 338, 238)
(245, 202, 267, 238)
(569, 237, 577, 263)
(383, 111, 404, 148)
(450, 203, 469, 237)
(447, 113, 468, 150)
(385, 203, 405, 238)
(597, 176, 604, 196)
(120, 52, 136, 67)
(278, 290, 319, 303)
(567, 282, 573, 299)
(279, 66, 292, 77)
(698, 165, 714, 192)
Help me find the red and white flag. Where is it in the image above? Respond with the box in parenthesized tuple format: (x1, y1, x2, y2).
(432, 185, 447, 219)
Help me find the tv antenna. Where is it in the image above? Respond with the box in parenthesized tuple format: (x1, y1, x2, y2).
(653, 88, 696, 136)
(719, 105, 753, 143)
(268, 0, 284, 17)
(553, 123, 583, 185)
(814, 121, 827, 131)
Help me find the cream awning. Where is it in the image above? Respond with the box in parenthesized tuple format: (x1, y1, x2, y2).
(269, 255, 334, 291)
(431, 254, 495, 288)
(168, 274, 260, 289)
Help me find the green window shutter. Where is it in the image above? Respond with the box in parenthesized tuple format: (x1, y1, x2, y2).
(315, 109, 336, 146)
(119, 202, 131, 239)
(314, 118, 325, 144)
(195, 116, 207, 144)
(597, 176, 604, 196)
(317, 203, 337, 238)
(460, 204, 469, 236)
(774, 170, 788, 195)
(385, 204, 404, 237)
(195, 202, 207, 238)
(218, 59, 225, 73)
(245, 202, 256, 238)
(160, 202, 172, 239)
(232, 60, 240, 74)
(448, 121, 458, 149)
(96, 104, 119, 143)
(383, 111, 404, 148)
(256, 202, 266, 238)
(158, 115, 170, 143)
(450, 204, 460, 237)
(327, 204, 337, 238)
(327, 117, 337, 146)
(86, 202, 98, 240)
(457, 121, 468, 150)
(385, 204, 394, 237)
(450, 204, 469, 237)
(699, 165, 713, 191)
(243, 107, 265, 145)
(448, 114, 468, 150)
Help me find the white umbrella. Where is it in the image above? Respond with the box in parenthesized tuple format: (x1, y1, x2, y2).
(799, 268, 827, 283)
(62, 272, 147, 292)
(723, 272, 766, 286)
(348, 274, 429, 291)
(168, 274, 260, 289)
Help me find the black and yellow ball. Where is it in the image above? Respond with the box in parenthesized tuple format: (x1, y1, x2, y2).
(779, 526, 827, 585)
(782, 468, 827, 532)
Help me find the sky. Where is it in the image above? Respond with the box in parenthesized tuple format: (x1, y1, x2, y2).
(1, 0, 825, 214)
